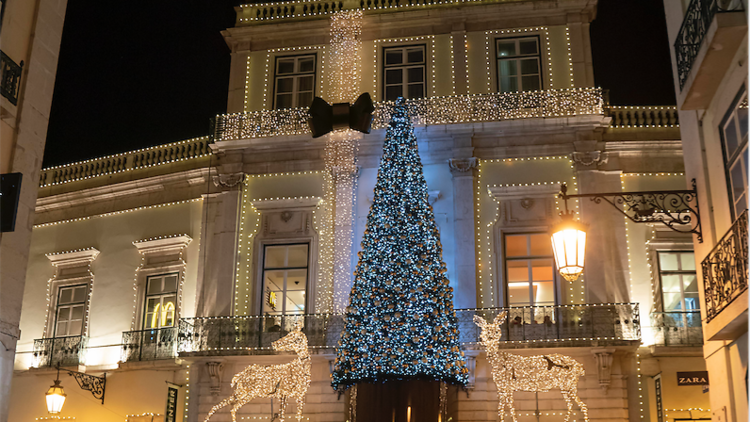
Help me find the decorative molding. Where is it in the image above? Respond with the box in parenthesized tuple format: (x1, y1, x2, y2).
(488, 184, 560, 201)
(206, 361, 224, 396)
(592, 348, 615, 392)
(448, 157, 479, 176)
(251, 197, 321, 211)
(571, 151, 609, 167)
(133, 235, 193, 254)
(520, 198, 535, 209)
(212, 172, 245, 189)
(46, 248, 100, 267)
(428, 190, 441, 205)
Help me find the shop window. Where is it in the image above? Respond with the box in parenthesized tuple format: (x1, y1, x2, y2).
(274, 54, 316, 109)
(143, 274, 178, 329)
(503, 233, 556, 306)
(496, 36, 542, 93)
(383, 45, 426, 101)
(261, 244, 309, 315)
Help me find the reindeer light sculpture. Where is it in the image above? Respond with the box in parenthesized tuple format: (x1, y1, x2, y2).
(204, 320, 311, 422)
(474, 312, 589, 422)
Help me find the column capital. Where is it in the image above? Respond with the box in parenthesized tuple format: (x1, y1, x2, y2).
(448, 157, 478, 177)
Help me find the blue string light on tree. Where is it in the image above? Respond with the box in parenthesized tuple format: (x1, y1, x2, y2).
(331, 97, 469, 392)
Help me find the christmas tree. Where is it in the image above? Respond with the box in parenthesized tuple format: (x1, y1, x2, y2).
(331, 98, 468, 391)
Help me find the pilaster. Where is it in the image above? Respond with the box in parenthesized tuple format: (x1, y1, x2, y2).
(448, 157, 478, 308)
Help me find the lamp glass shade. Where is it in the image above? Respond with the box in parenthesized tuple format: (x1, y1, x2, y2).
(46, 380, 66, 414)
(551, 217, 587, 282)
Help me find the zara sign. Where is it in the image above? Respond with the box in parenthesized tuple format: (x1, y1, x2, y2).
(677, 371, 709, 386)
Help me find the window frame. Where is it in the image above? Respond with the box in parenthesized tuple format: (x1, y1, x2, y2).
(501, 231, 559, 307)
(719, 86, 749, 221)
(53, 283, 88, 338)
(656, 250, 699, 312)
(381, 44, 427, 102)
(142, 273, 180, 330)
(494, 35, 544, 94)
(259, 243, 311, 316)
(272, 53, 317, 110)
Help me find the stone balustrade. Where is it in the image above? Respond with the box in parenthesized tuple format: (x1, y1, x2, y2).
(236, 0, 523, 24)
(607, 105, 679, 127)
(38, 136, 210, 187)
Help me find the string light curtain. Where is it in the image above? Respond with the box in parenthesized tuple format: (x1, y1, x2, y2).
(331, 98, 468, 391)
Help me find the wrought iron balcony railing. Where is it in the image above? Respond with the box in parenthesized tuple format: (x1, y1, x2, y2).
(702, 210, 748, 322)
(674, 0, 745, 90)
(650, 311, 703, 347)
(214, 88, 605, 142)
(121, 323, 189, 363)
(33, 336, 88, 368)
(0, 50, 23, 106)
(178, 303, 640, 355)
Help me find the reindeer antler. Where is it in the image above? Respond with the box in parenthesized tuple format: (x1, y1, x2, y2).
(473, 314, 488, 329)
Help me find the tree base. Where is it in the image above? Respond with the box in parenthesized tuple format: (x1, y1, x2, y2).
(351, 380, 443, 422)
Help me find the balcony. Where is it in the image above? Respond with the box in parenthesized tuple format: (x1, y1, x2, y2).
(214, 88, 605, 142)
(178, 304, 640, 356)
(650, 311, 703, 347)
(121, 324, 186, 363)
(0, 50, 23, 106)
(32, 336, 87, 368)
(702, 210, 748, 339)
(674, 0, 746, 109)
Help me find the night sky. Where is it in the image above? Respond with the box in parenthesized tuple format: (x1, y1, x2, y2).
(42, 0, 676, 167)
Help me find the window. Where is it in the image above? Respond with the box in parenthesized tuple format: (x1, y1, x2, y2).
(496, 37, 542, 93)
(383, 45, 425, 101)
(274, 54, 316, 109)
(658, 251, 699, 312)
(54, 285, 87, 337)
(143, 274, 178, 329)
(720, 90, 748, 219)
(504, 233, 556, 306)
(262, 244, 309, 315)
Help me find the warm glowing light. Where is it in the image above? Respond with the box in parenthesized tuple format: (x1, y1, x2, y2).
(551, 215, 587, 282)
(150, 302, 175, 328)
(45, 380, 66, 414)
(204, 321, 311, 422)
(474, 313, 588, 422)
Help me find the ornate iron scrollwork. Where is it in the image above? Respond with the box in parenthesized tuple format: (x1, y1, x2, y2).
(559, 179, 703, 242)
(56, 363, 107, 404)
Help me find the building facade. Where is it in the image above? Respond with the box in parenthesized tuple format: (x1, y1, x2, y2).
(662, 1, 748, 422)
(1, 1, 70, 420)
(9, 0, 718, 421)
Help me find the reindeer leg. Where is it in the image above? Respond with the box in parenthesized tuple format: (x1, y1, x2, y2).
(204, 394, 234, 422)
(279, 396, 288, 422)
(507, 393, 518, 422)
(561, 390, 574, 422)
(296, 395, 305, 422)
(230, 396, 248, 422)
(571, 388, 588, 422)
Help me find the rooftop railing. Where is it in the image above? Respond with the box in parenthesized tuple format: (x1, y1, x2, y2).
(702, 210, 748, 322)
(214, 88, 605, 142)
(32, 336, 87, 368)
(38, 136, 211, 188)
(606, 106, 679, 128)
(674, 0, 745, 90)
(178, 303, 640, 356)
(650, 311, 703, 347)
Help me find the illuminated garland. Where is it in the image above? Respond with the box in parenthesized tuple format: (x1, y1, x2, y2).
(216, 88, 605, 141)
(332, 98, 468, 391)
(474, 313, 589, 422)
(204, 322, 311, 422)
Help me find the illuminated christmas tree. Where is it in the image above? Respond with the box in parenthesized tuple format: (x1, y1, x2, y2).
(331, 98, 468, 392)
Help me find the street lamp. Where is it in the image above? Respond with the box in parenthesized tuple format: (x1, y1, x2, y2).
(551, 184, 587, 282)
(551, 179, 703, 281)
(45, 374, 66, 414)
(45, 363, 106, 414)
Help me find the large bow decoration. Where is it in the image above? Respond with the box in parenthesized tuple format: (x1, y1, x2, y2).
(308, 93, 375, 138)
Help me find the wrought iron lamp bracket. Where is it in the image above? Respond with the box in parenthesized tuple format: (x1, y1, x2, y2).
(56, 363, 106, 404)
(558, 179, 703, 243)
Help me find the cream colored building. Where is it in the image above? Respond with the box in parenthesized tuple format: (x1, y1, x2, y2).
(8, 0, 716, 421)
(1, 1, 69, 421)
(662, 1, 748, 422)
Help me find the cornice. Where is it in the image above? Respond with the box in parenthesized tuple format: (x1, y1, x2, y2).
(134, 235, 193, 253)
(46, 248, 100, 267)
